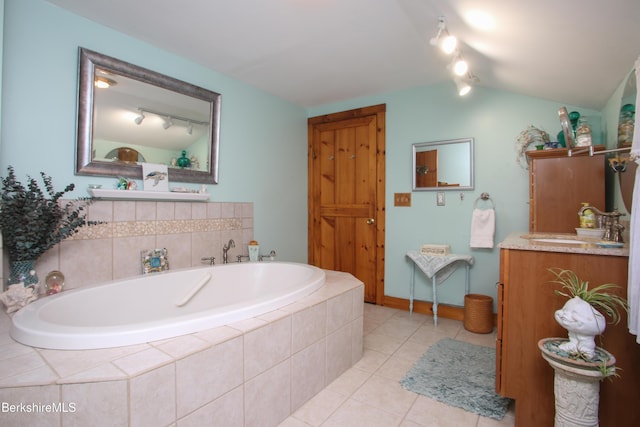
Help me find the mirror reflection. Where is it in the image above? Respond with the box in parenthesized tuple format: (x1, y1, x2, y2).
(76, 48, 221, 184)
(412, 137, 474, 191)
(618, 68, 636, 212)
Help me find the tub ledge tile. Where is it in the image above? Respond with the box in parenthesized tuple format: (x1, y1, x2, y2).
(193, 325, 243, 346)
(227, 317, 269, 333)
(112, 347, 174, 377)
(0, 364, 59, 388)
(57, 362, 128, 385)
(150, 333, 211, 359)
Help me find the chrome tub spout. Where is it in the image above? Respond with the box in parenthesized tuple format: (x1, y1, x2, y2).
(223, 239, 236, 264)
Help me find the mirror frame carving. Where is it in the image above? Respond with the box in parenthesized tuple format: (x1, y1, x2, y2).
(76, 48, 221, 184)
(412, 137, 475, 191)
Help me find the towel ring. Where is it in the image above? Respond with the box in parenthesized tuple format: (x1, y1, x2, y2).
(474, 192, 495, 209)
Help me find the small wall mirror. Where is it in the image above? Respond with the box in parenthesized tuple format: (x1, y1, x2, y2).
(76, 48, 221, 184)
(412, 137, 474, 191)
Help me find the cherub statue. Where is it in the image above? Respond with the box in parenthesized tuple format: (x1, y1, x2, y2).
(554, 296, 606, 359)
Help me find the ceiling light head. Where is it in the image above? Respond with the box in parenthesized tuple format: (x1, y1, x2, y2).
(452, 55, 469, 76)
(134, 110, 145, 125)
(455, 73, 478, 96)
(455, 78, 472, 96)
(94, 76, 117, 89)
(430, 16, 457, 55)
(440, 34, 457, 54)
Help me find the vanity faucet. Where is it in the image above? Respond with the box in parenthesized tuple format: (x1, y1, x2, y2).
(223, 239, 236, 264)
(577, 206, 625, 243)
(577, 205, 605, 218)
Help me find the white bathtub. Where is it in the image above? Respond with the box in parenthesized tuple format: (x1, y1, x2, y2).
(10, 262, 325, 350)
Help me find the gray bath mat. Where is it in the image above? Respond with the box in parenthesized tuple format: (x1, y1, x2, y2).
(400, 338, 512, 420)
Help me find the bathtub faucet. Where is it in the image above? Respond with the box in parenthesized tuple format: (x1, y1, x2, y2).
(259, 250, 277, 262)
(236, 250, 277, 262)
(223, 239, 236, 264)
(201, 256, 215, 265)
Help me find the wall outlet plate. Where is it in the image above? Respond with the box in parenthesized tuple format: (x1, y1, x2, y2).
(437, 192, 445, 206)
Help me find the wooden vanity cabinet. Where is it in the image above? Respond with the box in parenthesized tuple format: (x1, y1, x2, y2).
(497, 248, 640, 427)
(527, 147, 605, 233)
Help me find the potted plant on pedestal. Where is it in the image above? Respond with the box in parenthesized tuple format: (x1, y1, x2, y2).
(0, 166, 101, 289)
(538, 268, 628, 427)
(549, 267, 628, 360)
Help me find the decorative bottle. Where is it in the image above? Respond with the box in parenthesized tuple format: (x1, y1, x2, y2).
(176, 150, 191, 168)
(579, 202, 596, 229)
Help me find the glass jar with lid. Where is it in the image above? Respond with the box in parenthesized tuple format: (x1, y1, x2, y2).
(618, 104, 635, 146)
(575, 117, 592, 147)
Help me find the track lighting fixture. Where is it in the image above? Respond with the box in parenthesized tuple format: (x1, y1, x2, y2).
(430, 16, 479, 96)
(134, 110, 145, 125)
(132, 108, 208, 132)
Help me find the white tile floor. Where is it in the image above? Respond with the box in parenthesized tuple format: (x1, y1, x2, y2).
(280, 304, 516, 427)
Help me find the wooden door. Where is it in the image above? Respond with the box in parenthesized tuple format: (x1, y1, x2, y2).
(415, 150, 437, 187)
(308, 105, 385, 303)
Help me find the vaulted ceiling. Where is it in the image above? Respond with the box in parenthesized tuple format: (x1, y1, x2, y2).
(45, 0, 640, 109)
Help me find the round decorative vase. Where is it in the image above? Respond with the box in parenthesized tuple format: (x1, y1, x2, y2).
(539, 338, 616, 427)
(8, 260, 39, 288)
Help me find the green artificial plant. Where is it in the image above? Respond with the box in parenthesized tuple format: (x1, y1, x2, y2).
(0, 166, 101, 262)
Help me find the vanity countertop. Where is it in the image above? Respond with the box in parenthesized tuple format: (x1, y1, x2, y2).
(499, 232, 629, 257)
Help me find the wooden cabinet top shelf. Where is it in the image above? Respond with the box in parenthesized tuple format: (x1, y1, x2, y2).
(526, 145, 605, 159)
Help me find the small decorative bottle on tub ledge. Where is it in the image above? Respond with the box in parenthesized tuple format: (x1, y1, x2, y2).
(248, 240, 260, 262)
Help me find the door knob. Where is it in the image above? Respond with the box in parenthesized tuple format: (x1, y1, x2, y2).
(366, 218, 375, 225)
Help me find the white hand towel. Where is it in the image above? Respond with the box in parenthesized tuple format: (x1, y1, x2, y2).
(470, 208, 495, 248)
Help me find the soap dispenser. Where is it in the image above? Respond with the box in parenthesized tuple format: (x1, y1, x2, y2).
(579, 202, 596, 228)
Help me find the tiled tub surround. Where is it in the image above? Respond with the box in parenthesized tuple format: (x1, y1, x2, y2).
(16, 200, 255, 290)
(0, 270, 364, 426)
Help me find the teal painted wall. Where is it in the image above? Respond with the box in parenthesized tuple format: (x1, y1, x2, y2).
(308, 84, 602, 307)
(1, 0, 626, 309)
(0, 0, 309, 263)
